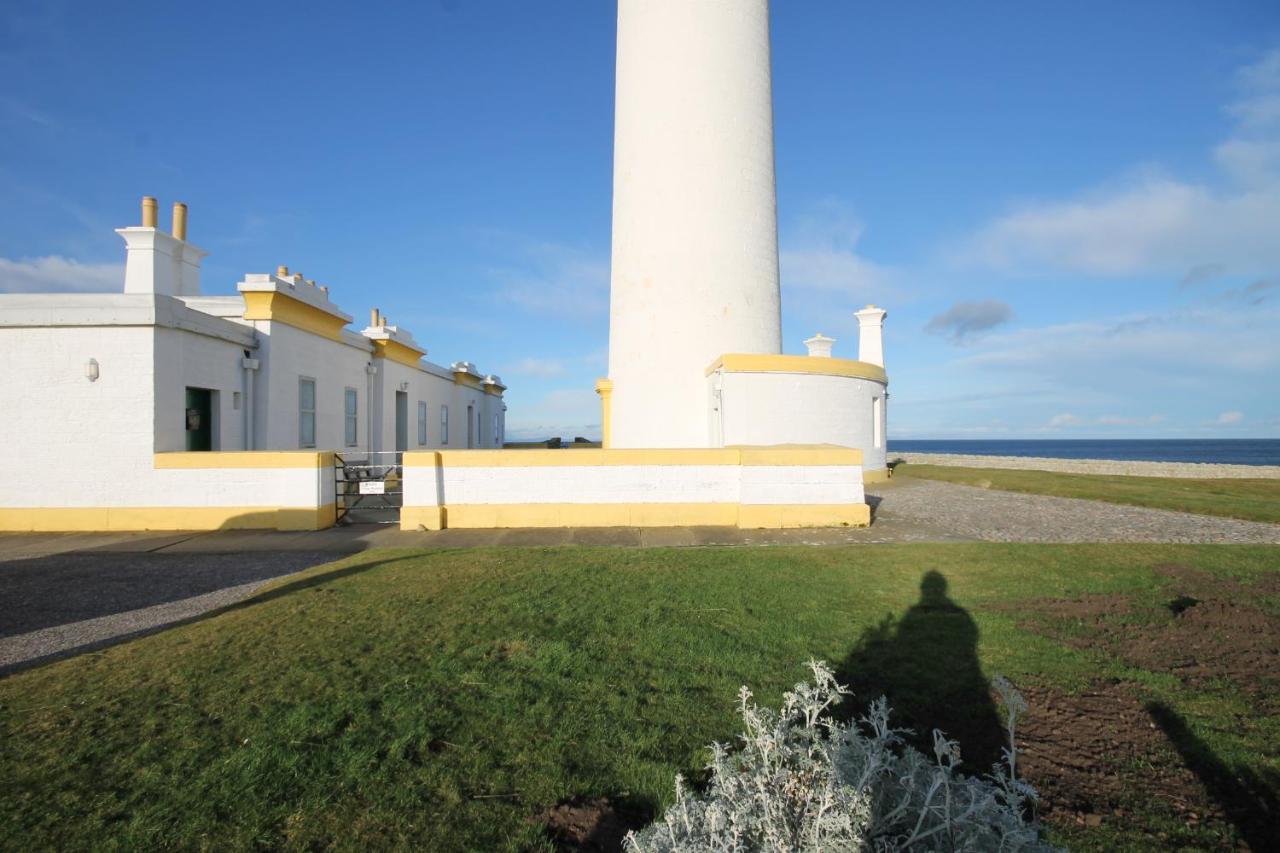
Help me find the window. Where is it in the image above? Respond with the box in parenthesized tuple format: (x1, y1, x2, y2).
(872, 396, 883, 449)
(440, 405, 449, 445)
(418, 401, 428, 445)
(493, 414, 500, 446)
(344, 387, 358, 447)
(299, 378, 316, 448)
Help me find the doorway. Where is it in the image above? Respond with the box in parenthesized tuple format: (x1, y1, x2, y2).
(185, 387, 213, 451)
(395, 391, 408, 453)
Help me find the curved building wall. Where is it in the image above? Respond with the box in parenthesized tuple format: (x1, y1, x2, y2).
(713, 370, 889, 473)
(608, 0, 781, 448)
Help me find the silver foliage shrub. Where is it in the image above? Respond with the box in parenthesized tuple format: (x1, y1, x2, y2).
(626, 661, 1058, 852)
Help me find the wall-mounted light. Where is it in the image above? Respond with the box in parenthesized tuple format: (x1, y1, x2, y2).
(85, 358, 99, 382)
(398, 381, 410, 392)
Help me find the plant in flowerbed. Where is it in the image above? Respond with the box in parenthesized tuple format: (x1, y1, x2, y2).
(627, 661, 1057, 852)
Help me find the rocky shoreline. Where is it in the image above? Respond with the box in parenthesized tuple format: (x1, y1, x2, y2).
(893, 452, 1280, 479)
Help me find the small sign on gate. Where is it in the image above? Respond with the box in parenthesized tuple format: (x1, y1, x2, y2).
(358, 480, 386, 495)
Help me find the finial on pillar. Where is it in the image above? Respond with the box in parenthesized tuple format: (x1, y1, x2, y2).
(141, 196, 158, 228)
(171, 202, 188, 240)
(803, 333, 835, 358)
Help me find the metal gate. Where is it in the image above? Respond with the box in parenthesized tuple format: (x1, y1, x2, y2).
(335, 451, 403, 524)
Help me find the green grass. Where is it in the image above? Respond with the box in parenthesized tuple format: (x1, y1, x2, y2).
(1, 545, 1276, 851)
(897, 463, 1280, 523)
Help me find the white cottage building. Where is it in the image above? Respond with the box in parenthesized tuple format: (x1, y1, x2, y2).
(0, 198, 506, 531)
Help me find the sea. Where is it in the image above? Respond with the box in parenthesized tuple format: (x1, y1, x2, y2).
(887, 439, 1280, 467)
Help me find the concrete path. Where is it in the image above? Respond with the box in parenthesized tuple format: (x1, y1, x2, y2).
(2, 479, 1275, 673)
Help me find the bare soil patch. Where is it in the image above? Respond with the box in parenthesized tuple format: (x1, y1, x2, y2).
(1012, 564, 1280, 703)
(1006, 564, 1280, 848)
(1015, 680, 1230, 841)
(539, 796, 648, 852)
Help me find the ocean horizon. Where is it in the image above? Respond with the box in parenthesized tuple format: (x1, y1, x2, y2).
(888, 438, 1280, 466)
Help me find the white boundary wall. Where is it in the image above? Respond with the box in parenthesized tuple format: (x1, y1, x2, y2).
(401, 448, 868, 530)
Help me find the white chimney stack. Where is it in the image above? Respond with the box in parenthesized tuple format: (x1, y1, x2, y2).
(116, 196, 207, 297)
(854, 305, 887, 367)
(803, 333, 835, 358)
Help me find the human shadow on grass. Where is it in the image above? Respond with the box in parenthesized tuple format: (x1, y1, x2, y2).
(0, 553, 416, 677)
(835, 570, 1007, 774)
(1147, 701, 1280, 850)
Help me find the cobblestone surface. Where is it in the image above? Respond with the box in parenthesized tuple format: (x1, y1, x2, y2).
(869, 477, 1280, 543)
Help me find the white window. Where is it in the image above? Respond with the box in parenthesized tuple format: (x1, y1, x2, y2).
(440, 405, 449, 445)
(299, 378, 316, 448)
(417, 401, 428, 445)
(344, 388, 358, 447)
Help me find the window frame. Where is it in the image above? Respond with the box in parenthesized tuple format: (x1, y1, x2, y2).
(417, 401, 428, 446)
(344, 387, 359, 447)
(298, 377, 317, 449)
(440, 405, 449, 445)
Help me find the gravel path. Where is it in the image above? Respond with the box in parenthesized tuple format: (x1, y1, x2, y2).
(894, 452, 1280, 479)
(871, 478, 1280, 543)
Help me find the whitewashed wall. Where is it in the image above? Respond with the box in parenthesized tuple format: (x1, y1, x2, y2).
(153, 326, 249, 452)
(716, 372, 889, 472)
(245, 321, 373, 453)
(402, 449, 867, 529)
(609, 0, 782, 448)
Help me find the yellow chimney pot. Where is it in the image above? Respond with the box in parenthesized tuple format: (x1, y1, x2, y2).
(171, 202, 188, 241)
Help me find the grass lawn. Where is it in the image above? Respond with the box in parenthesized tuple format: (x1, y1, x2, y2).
(897, 463, 1280, 523)
(2, 544, 1277, 851)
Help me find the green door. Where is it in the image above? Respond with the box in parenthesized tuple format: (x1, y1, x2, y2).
(185, 387, 212, 451)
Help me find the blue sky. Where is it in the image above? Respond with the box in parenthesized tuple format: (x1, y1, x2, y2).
(2, 0, 1278, 440)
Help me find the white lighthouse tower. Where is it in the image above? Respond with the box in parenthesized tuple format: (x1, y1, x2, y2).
(604, 0, 782, 449)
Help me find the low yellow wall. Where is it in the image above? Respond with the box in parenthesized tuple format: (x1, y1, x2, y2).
(0, 505, 336, 533)
(0, 452, 337, 532)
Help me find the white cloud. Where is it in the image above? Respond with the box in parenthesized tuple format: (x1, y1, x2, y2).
(1039, 412, 1166, 432)
(780, 204, 896, 297)
(0, 255, 122, 293)
(504, 387, 600, 441)
(956, 306, 1280, 381)
(506, 357, 566, 378)
(484, 238, 608, 321)
(1216, 410, 1244, 425)
(955, 49, 1280, 278)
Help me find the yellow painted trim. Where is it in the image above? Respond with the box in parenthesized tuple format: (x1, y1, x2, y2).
(242, 291, 348, 341)
(453, 372, 484, 390)
(0, 505, 336, 532)
(705, 353, 887, 384)
(595, 378, 614, 449)
(435, 503, 739, 529)
(402, 451, 442, 468)
(401, 506, 445, 531)
(403, 447, 861, 468)
(862, 467, 891, 483)
(154, 451, 333, 469)
(737, 503, 870, 528)
(371, 338, 425, 368)
(400, 502, 869, 530)
(429, 449, 743, 467)
(483, 385, 504, 397)
(736, 446, 862, 467)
